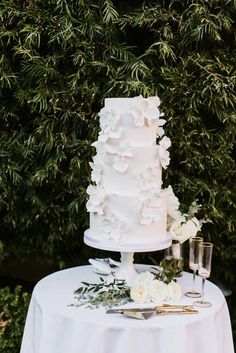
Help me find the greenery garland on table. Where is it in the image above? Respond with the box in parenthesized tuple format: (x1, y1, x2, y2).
(73, 261, 180, 309)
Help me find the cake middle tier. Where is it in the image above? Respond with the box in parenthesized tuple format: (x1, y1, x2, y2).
(99, 146, 162, 196)
(89, 192, 167, 248)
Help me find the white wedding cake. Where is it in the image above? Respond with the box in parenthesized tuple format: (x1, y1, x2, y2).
(84, 96, 179, 252)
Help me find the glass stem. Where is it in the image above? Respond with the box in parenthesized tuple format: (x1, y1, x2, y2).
(192, 270, 196, 292)
(201, 277, 206, 300)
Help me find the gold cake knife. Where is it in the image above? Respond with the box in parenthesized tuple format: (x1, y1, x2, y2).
(106, 304, 199, 320)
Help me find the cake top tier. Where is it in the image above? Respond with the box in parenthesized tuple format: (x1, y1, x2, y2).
(96, 95, 166, 147)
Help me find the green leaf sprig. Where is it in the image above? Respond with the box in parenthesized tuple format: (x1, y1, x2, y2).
(73, 277, 131, 309)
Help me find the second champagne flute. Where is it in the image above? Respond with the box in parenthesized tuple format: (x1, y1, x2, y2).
(194, 242, 213, 308)
(185, 237, 203, 298)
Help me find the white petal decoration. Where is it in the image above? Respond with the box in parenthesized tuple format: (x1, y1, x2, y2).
(105, 143, 117, 154)
(145, 107, 160, 126)
(109, 129, 122, 139)
(134, 112, 145, 127)
(132, 95, 162, 127)
(86, 185, 106, 214)
(158, 136, 171, 169)
(102, 212, 129, 241)
(140, 216, 153, 225)
(113, 157, 129, 173)
(137, 163, 162, 191)
(98, 107, 123, 143)
(160, 136, 171, 149)
(162, 186, 180, 220)
(98, 132, 109, 142)
(92, 141, 106, 158)
(159, 149, 170, 169)
(158, 118, 166, 126)
(117, 143, 133, 157)
(140, 194, 164, 225)
(156, 127, 165, 138)
(89, 161, 102, 184)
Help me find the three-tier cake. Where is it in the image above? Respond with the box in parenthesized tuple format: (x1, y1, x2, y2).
(84, 96, 179, 252)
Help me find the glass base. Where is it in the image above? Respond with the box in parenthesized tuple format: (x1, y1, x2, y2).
(185, 291, 202, 298)
(194, 300, 212, 308)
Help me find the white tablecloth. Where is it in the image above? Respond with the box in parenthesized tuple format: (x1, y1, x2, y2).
(20, 265, 235, 353)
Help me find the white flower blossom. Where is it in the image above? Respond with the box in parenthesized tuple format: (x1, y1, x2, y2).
(103, 213, 129, 241)
(99, 107, 120, 133)
(140, 194, 164, 225)
(86, 185, 106, 215)
(98, 107, 122, 141)
(162, 186, 181, 220)
(89, 158, 102, 184)
(149, 280, 168, 302)
(112, 157, 129, 173)
(137, 163, 162, 190)
(156, 118, 166, 138)
(92, 141, 106, 158)
(130, 271, 182, 303)
(105, 142, 133, 173)
(105, 142, 132, 157)
(130, 282, 151, 303)
(158, 136, 171, 169)
(169, 217, 202, 244)
(132, 95, 162, 127)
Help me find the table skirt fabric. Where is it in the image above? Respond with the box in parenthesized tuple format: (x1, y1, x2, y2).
(20, 266, 235, 353)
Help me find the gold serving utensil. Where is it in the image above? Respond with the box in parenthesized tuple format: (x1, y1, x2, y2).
(106, 304, 199, 320)
(156, 309, 199, 315)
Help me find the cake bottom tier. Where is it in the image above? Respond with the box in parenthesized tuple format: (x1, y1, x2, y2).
(84, 194, 172, 252)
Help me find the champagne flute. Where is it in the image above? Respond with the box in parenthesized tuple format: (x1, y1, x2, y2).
(194, 242, 213, 308)
(185, 237, 203, 298)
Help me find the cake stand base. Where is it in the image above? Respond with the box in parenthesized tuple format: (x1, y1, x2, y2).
(114, 252, 137, 286)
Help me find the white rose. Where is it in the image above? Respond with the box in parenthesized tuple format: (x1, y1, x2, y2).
(168, 281, 182, 301)
(150, 280, 168, 302)
(130, 282, 150, 303)
(181, 218, 201, 240)
(169, 220, 185, 242)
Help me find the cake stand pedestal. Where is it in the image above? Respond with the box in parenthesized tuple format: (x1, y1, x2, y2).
(114, 252, 137, 285)
(84, 229, 172, 286)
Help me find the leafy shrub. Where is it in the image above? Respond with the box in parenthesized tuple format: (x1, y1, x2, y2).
(0, 286, 31, 353)
(0, 1, 235, 283)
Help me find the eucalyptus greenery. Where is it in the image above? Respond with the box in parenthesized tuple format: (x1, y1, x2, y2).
(74, 277, 131, 309)
(0, 0, 235, 284)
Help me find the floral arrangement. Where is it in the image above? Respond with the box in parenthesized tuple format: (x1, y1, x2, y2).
(164, 187, 204, 244)
(73, 264, 182, 309)
(130, 271, 181, 303)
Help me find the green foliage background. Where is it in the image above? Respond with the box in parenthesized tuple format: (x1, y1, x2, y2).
(0, 0, 236, 283)
(0, 286, 30, 353)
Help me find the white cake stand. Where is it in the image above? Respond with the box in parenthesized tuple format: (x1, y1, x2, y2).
(84, 230, 171, 285)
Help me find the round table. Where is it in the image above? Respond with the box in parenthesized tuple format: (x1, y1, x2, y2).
(20, 265, 235, 353)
